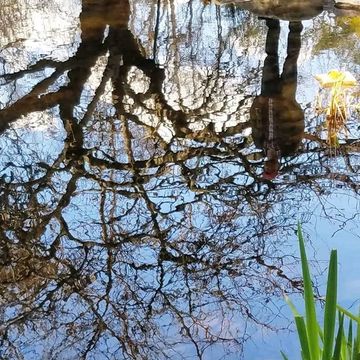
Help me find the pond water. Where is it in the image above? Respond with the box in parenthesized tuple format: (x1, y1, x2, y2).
(0, 0, 359, 359)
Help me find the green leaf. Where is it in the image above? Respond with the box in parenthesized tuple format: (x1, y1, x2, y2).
(338, 306, 360, 324)
(285, 294, 301, 317)
(348, 320, 353, 357)
(352, 338, 360, 360)
(341, 323, 347, 360)
(298, 223, 320, 360)
(322, 250, 338, 360)
(281, 351, 290, 360)
(333, 313, 344, 360)
(319, 323, 324, 343)
(352, 308, 360, 360)
(294, 316, 311, 360)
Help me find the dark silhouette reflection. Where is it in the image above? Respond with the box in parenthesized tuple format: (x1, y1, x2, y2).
(250, 19, 304, 180)
(0, 1, 359, 359)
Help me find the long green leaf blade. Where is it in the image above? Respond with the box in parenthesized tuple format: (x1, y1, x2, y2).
(352, 308, 360, 360)
(338, 305, 360, 323)
(348, 320, 353, 358)
(322, 250, 338, 360)
(353, 339, 357, 360)
(341, 322, 347, 360)
(295, 316, 311, 360)
(298, 223, 320, 360)
(333, 313, 344, 360)
(285, 294, 301, 317)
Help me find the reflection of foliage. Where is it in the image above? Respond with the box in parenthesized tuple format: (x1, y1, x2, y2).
(337, 16, 360, 37)
(313, 23, 347, 54)
(312, 14, 360, 64)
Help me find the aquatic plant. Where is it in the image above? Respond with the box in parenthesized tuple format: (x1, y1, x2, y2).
(314, 70, 358, 152)
(281, 224, 360, 360)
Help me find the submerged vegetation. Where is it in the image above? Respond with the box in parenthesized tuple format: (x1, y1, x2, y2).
(282, 225, 360, 360)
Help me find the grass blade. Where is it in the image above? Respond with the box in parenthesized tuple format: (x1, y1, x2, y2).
(348, 320, 353, 357)
(284, 295, 310, 359)
(281, 351, 290, 360)
(333, 313, 344, 360)
(285, 294, 301, 317)
(338, 305, 360, 323)
(352, 338, 360, 360)
(298, 223, 320, 360)
(341, 322, 347, 360)
(322, 249, 338, 360)
(294, 316, 311, 360)
(352, 308, 360, 360)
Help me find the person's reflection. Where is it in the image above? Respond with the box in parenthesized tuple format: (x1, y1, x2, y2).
(250, 19, 304, 180)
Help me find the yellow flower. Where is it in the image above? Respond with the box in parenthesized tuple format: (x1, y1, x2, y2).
(314, 70, 357, 88)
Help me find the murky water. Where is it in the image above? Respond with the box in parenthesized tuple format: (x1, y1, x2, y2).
(0, 0, 359, 359)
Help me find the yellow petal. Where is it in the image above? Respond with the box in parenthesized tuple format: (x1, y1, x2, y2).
(315, 70, 357, 88)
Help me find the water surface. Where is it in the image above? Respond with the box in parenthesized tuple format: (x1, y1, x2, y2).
(0, 0, 359, 359)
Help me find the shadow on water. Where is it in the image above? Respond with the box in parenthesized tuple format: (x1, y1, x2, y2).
(250, 19, 304, 180)
(0, 0, 359, 358)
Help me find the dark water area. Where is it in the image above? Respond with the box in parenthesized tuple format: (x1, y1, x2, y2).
(0, 0, 359, 359)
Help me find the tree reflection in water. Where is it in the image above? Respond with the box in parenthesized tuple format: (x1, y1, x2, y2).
(0, 0, 359, 358)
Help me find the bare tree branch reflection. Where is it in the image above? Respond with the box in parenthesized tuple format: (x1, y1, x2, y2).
(0, 0, 359, 359)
